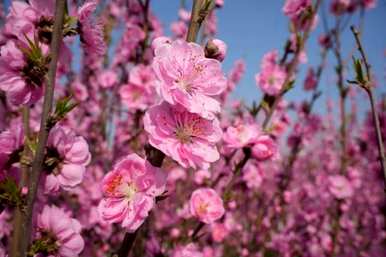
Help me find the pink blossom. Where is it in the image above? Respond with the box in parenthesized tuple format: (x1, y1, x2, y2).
(190, 188, 225, 224)
(119, 83, 152, 110)
(0, 121, 24, 169)
(223, 123, 260, 149)
(328, 175, 354, 199)
(226, 59, 246, 92)
(215, 0, 225, 8)
(151, 36, 172, 50)
(361, 0, 377, 9)
(45, 125, 91, 193)
(71, 79, 88, 101)
(98, 70, 118, 88)
(171, 21, 188, 38)
(37, 205, 84, 257)
(119, 64, 156, 109)
(78, 0, 106, 62)
(98, 154, 166, 232)
(283, 0, 312, 20)
(251, 135, 277, 161)
(303, 67, 317, 91)
(0, 40, 43, 105)
(283, 0, 315, 30)
(255, 50, 287, 96)
(242, 162, 263, 189)
(144, 101, 222, 169)
(205, 39, 227, 62)
(194, 169, 211, 185)
(211, 222, 229, 242)
(152, 39, 227, 119)
(172, 244, 203, 257)
(178, 9, 191, 21)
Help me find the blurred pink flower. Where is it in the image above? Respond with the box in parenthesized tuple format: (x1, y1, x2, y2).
(211, 222, 229, 242)
(328, 175, 354, 199)
(78, 0, 106, 62)
(98, 154, 166, 232)
(255, 50, 287, 96)
(223, 123, 260, 149)
(172, 243, 203, 257)
(98, 70, 118, 89)
(144, 101, 222, 169)
(152, 39, 227, 119)
(190, 187, 225, 224)
(37, 205, 84, 257)
(120, 64, 157, 110)
(242, 162, 263, 189)
(304, 67, 317, 91)
(251, 135, 277, 161)
(283, 0, 316, 30)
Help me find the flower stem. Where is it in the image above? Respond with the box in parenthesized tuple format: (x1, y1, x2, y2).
(10, 1, 66, 256)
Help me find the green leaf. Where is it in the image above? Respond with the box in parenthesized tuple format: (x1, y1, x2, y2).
(353, 58, 366, 85)
(49, 96, 78, 127)
(0, 178, 24, 208)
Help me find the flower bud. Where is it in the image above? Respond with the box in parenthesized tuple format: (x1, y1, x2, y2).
(205, 39, 227, 62)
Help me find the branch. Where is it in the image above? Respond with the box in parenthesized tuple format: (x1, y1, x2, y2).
(350, 26, 386, 189)
(10, 1, 66, 256)
(186, 0, 213, 43)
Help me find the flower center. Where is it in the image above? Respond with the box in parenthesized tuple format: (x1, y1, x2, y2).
(175, 126, 192, 144)
(175, 79, 194, 94)
(268, 75, 276, 86)
(123, 183, 137, 200)
(197, 202, 209, 215)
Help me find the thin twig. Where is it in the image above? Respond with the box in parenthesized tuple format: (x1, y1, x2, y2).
(350, 26, 386, 189)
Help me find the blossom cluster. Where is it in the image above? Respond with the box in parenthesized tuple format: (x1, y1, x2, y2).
(0, 0, 384, 257)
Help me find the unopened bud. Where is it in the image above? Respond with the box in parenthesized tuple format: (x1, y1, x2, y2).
(205, 39, 227, 62)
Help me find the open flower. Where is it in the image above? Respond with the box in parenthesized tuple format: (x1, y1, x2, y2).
(44, 125, 91, 193)
(152, 39, 227, 119)
(144, 101, 222, 169)
(36, 205, 84, 257)
(98, 154, 166, 232)
(119, 64, 157, 110)
(190, 188, 225, 224)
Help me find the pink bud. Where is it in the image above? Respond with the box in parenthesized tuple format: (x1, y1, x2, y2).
(205, 39, 227, 62)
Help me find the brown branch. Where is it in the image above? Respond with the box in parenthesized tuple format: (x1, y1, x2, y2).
(186, 0, 213, 43)
(10, 1, 66, 256)
(10, 107, 31, 256)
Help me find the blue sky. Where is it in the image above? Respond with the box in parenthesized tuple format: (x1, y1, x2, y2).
(152, 0, 386, 114)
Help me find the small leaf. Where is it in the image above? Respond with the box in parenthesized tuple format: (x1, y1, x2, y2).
(0, 178, 24, 208)
(353, 58, 365, 85)
(49, 95, 78, 127)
